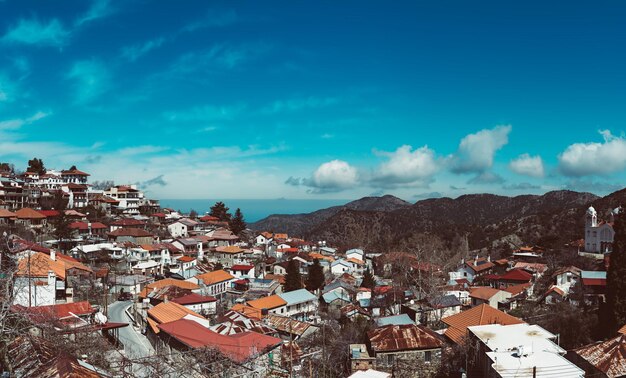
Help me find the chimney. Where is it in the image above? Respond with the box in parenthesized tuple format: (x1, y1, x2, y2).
(474, 254, 478, 265)
(163, 295, 168, 303)
(50, 249, 56, 261)
(47, 270, 55, 286)
(487, 255, 491, 262)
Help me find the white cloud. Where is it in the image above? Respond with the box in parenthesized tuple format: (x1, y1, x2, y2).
(2, 18, 70, 47)
(558, 130, 626, 176)
(164, 104, 245, 122)
(0, 110, 51, 131)
(122, 37, 166, 62)
(311, 160, 358, 191)
(183, 9, 238, 32)
(451, 125, 512, 174)
(261, 96, 340, 114)
(509, 153, 545, 178)
(66, 59, 111, 104)
(371, 145, 439, 188)
(75, 0, 114, 27)
(287, 160, 359, 193)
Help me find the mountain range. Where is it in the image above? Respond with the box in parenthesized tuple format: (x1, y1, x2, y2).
(250, 189, 626, 253)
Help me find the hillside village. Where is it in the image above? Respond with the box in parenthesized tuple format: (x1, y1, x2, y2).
(1, 160, 625, 378)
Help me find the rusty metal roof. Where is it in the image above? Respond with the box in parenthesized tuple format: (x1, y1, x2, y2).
(266, 314, 315, 336)
(573, 334, 626, 377)
(7, 335, 104, 377)
(368, 324, 443, 353)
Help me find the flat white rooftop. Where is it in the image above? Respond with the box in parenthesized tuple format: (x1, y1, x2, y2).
(468, 323, 584, 378)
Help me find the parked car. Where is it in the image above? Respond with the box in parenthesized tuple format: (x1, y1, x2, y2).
(118, 292, 133, 301)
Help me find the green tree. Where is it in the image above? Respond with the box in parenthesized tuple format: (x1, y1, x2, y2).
(27, 158, 46, 175)
(209, 201, 231, 221)
(228, 208, 246, 235)
(189, 209, 198, 219)
(606, 209, 626, 335)
(284, 259, 303, 292)
(361, 267, 376, 289)
(52, 191, 71, 252)
(306, 259, 325, 292)
(69, 165, 77, 171)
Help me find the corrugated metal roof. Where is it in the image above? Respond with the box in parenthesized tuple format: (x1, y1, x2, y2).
(376, 314, 414, 327)
(368, 324, 443, 352)
(148, 301, 204, 325)
(278, 288, 317, 306)
(266, 314, 315, 336)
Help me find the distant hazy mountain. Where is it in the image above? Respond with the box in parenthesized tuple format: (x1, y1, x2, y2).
(251, 189, 626, 252)
(249, 194, 411, 236)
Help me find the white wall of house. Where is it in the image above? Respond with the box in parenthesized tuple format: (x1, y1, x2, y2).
(181, 301, 217, 315)
(168, 222, 188, 238)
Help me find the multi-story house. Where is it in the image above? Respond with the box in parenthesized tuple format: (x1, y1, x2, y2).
(104, 185, 143, 215)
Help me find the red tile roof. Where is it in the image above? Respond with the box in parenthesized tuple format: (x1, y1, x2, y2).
(69, 221, 107, 230)
(582, 278, 607, 286)
(231, 264, 254, 271)
(573, 334, 626, 377)
(37, 210, 60, 218)
(497, 269, 533, 282)
(171, 293, 217, 305)
(109, 227, 154, 237)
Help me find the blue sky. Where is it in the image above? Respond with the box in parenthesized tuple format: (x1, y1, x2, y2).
(1, 1, 625, 200)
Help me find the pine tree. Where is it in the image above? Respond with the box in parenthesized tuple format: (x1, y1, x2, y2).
(27, 157, 46, 175)
(306, 259, 325, 292)
(606, 209, 626, 335)
(284, 259, 303, 292)
(228, 208, 246, 235)
(209, 201, 231, 221)
(361, 267, 376, 290)
(189, 209, 198, 219)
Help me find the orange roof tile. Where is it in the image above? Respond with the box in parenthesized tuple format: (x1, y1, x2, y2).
(147, 301, 204, 328)
(16, 252, 66, 279)
(346, 257, 365, 265)
(231, 304, 263, 320)
(215, 245, 244, 254)
(619, 324, 626, 335)
(247, 295, 287, 311)
(15, 207, 46, 219)
(147, 278, 200, 291)
(442, 304, 524, 344)
(264, 274, 286, 284)
(469, 287, 504, 301)
(0, 209, 17, 218)
(195, 269, 234, 285)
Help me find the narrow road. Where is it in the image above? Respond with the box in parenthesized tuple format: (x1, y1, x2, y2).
(108, 300, 155, 376)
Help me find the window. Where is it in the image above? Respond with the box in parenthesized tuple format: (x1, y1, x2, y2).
(424, 351, 432, 362)
(386, 354, 394, 365)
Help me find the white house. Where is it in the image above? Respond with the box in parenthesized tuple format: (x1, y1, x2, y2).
(346, 248, 365, 261)
(278, 289, 319, 321)
(190, 270, 236, 298)
(168, 218, 199, 238)
(584, 206, 615, 254)
(331, 259, 354, 276)
(230, 264, 256, 279)
(171, 293, 217, 316)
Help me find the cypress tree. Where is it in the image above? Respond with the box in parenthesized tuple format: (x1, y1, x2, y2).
(306, 259, 325, 291)
(228, 208, 247, 235)
(284, 259, 303, 292)
(606, 209, 626, 335)
(361, 267, 376, 290)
